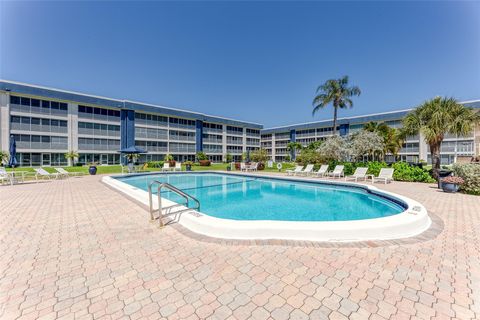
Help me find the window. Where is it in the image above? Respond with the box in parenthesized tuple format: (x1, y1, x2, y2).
(10, 95, 20, 104)
(31, 118, 40, 125)
(50, 101, 59, 110)
(59, 102, 68, 111)
(41, 119, 50, 126)
(42, 100, 50, 108)
(31, 99, 40, 107)
(51, 120, 59, 126)
(21, 97, 30, 106)
(60, 120, 68, 127)
(41, 136, 50, 143)
(10, 116, 21, 123)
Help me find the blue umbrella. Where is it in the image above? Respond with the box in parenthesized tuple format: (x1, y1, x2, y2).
(8, 135, 18, 168)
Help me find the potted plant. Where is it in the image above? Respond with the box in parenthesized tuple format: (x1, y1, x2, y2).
(165, 154, 176, 167)
(441, 176, 464, 193)
(88, 162, 98, 175)
(184, 161, 193, 171)
(196, 152, 211, 166)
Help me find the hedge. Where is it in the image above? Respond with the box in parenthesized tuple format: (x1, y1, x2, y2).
(452, 163, 480, 195)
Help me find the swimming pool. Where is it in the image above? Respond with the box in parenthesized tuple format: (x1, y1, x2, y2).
(103, 172, 431, 241)
(115, 173, 405, 221)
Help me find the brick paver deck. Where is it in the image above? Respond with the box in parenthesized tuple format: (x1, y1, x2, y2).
(0, 174, 479, 319)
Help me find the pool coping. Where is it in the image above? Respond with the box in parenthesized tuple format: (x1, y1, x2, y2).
(101, 171, 432, 242)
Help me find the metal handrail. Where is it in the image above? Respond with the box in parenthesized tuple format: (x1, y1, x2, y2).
(148, 181, 200, 228)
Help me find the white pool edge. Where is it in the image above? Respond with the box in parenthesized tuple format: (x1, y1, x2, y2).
(102, 172, 432, 242)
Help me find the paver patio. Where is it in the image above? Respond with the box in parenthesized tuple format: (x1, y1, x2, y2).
(0, 174, 479, 319)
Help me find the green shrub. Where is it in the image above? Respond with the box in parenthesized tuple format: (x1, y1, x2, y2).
(392, 162, 435, 183)
(147, 161, 164, 168)
(296, 149, 324, 167)
(196, 152, 208, 161)
(453, 163, 480, 195)
(251, 149, 269, 163)
(365, 161, 389, 176)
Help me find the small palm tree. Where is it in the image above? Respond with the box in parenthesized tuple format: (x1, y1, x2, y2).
(0, 150, 9, 166)
(402, 97, 480, 179)
(364, 122, 405, 161)
(64, 151, 79, 167)
(286, 142, 303, 160)
(313, 76, 361, 135)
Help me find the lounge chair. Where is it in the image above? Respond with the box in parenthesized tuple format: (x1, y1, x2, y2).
(54, 167, 85, 177)
(240, 163, 248, 172)
(297, 164, 314, 176)
(345, 167, 369, 182)
(286, 165, 304, 176)
(0, 167, 12, 185)
(313, 165, 329, 178)
(34, 168, 60, 181)
(372, 168, 394, 184)
(161, 163, 172, 172)
(174, 162, 182, 172)
(328, 165, 344, 178)
(247, 162, 258, 172)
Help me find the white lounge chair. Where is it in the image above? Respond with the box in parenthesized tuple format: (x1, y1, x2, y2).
(247, 162, 258, 172)
(161, 163, 172, 172)
(345, 167, 369, 182)
(54, 167, 85, 177)
(286, 165, 304, 176)
(297, 164, 314, 176)
(313, 165, 329, 178)
(240, 163, 248, 172)
(372, 168, 394, 184)
(328, 165, 344, 178)
(174, 162, 182, 172)
(34, 168, 60, 181)
(0, 167, 12, 185)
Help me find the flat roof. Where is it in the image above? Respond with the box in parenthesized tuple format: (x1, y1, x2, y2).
(0, 80, 263, 129)
(261, 100, 480, 134)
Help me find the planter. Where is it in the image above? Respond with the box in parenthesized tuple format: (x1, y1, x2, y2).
(234, 162, 241, 170)
(226, 166, 231, 171)
(88, 166, 97, 175)
(257, 162, 265, 170)
(199, 160, 211, 166)
(442, 182, 460, 193)
(437, 169, 452, 189)
(168, 160, 176, 167)
(185, 164, 192, 171)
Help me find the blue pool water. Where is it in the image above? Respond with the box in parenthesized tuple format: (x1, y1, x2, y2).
(116, 173, 405, 221)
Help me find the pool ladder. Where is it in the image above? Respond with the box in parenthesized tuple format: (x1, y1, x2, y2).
(148, 181, 200, 228)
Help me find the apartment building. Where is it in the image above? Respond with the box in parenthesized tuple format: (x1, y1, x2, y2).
(261, 101, 480, 165)
(0, 81, 262, 166)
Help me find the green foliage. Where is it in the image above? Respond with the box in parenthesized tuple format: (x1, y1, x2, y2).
(250, 149, 269, 163)
(306, 140, 322, 150)
(452, 163, 480, 195)
(147, 161, 164, 168)
(392, 162, 435, 183)
(225, 153, 233, 163)
(164, 154, 174, 161)
(296, 149, 324, 166)
(286, 142, 303, 152)
(0, 150, 9, 164)
(64, 150, 79, 159)
(196, 152, 208, 161)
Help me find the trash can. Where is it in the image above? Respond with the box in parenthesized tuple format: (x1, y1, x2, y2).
(437, 169, 452, 189)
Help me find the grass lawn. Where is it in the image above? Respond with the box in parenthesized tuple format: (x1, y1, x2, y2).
(4, 162, 297, 180)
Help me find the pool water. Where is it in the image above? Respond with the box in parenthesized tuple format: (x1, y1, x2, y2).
(116, 173, 405, 221)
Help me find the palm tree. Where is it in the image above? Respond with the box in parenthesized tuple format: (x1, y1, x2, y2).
(364, 122, 405, 161)
(312, 76, 361, 135)
(0, 150, 9, 166)
(64, 150, 79, 167)
(286, 142, 303, 160)
(402, 97, 480, 180)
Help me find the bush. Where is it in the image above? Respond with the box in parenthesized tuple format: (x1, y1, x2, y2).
(147, 161, 164, 168)
(251, 149, 269, 163)
(196, 152, 208, 161)
(453, 163, 480, 195)
(392, 162, 435, 183)
(296, 149, 324, 167)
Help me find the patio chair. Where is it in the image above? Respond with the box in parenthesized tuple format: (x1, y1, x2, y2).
(297, 164, 314, 176)
(372, 168, 394, 184)
(54, 167, 85, 178)
(0, 167, 12, 185)
(286, 165, 304, 176)
(313, 165, 329, 178)
(240, 163, 247, 172)
(328, 165, 344, 178)
(34, 168, 60, 181)
(247, 162, 258, 172)
(345, 167, 369, 182)
(161, 163, 171, 172)
(174, 162, 182, 172)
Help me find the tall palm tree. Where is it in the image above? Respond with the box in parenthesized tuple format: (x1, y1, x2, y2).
(402, 97, 480, 179)
(286, 142, 303, 160)
(312, 76, 361, 135)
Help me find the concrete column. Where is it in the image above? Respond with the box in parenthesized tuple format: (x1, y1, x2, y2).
(222, 125, 227, 161)
(418, 132, 428, 162)
(243, 128, 247, 154)
(271, 134, 276, 161)
(68, 103, 79, 153)
(0, 93, 10, 153)
(475, 124, 480, 157)
(290, 129, 296, 160)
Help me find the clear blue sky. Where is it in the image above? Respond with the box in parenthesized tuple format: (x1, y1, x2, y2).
(1, 1, 479, 127)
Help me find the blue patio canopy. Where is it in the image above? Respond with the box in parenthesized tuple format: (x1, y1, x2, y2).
(8, 135, 18, 167)
(118, 146, 146, 154)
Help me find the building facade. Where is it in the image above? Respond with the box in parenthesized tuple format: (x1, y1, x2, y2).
(0, 81, 262, 166)
(261, 101, 480, 165)
(1, 80, 479, 167)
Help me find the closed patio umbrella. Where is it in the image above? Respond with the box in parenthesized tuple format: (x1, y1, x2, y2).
(8, 135, 18, 168)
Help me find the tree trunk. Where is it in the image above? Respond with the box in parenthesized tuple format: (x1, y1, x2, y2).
(332, 105, 338, 135)
(430, 143, 441, 180)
